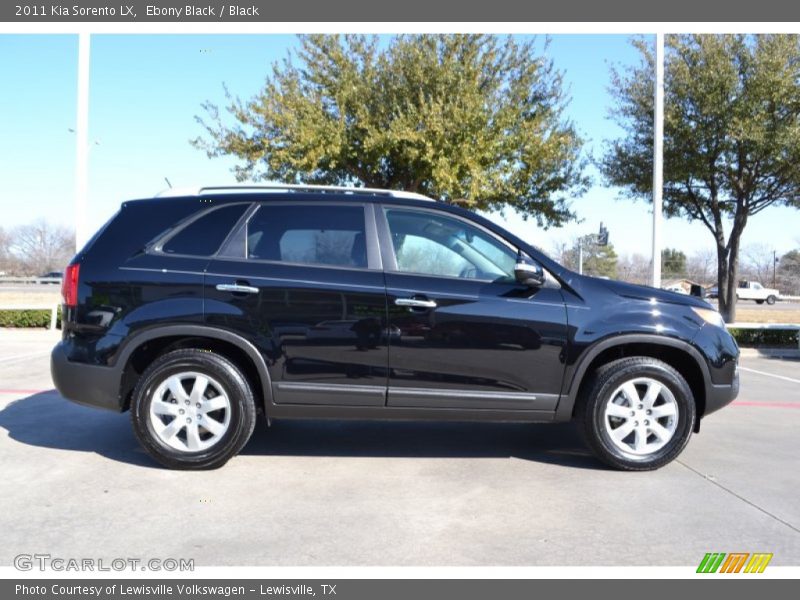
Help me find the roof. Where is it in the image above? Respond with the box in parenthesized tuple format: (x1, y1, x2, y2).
(662, 278, 704, 287)
(155, 183, 435, 202)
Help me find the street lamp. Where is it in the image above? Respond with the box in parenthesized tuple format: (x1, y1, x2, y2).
(67, 127, 100, 252)
(652, 33, 665, 289)
(773, 250, 779, 287)
(578, 222, 610, 276)
(75, 32, 91, 251)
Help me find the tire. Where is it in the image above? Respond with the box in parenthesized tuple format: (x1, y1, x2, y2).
(130, 349, 257, 470)
(576, 357, 696, 471)
(756, 299, 764, 305)
(766, 295, 776, 305)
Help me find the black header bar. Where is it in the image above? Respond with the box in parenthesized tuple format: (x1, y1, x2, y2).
(3, 0, 800, 22)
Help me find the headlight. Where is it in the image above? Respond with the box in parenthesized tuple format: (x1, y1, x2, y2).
(692, 307, 726, 328)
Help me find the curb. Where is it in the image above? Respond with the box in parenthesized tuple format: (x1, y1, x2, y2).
(738, 348, 800, 359)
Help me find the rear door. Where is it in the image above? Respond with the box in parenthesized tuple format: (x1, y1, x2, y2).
(204, 200, 389, 407)
(378, 205, 568, 411)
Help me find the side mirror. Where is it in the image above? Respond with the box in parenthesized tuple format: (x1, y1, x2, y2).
(514, 261, 545, 288)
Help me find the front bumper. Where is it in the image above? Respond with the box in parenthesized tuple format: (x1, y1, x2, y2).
(704, 365, 740, 416)
(50, 342, 122, 412)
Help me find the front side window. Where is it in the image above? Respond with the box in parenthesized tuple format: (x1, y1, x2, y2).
(242, 204, 368, 269)
(384, 209, 518, 280)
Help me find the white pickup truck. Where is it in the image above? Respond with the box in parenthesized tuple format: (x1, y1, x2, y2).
(737, 280, 781, 305)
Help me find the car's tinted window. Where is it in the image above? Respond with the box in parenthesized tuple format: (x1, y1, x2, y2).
(385, 209, 517, 280)
(244, 204, 368, 268)
(162, 204, 248, 256)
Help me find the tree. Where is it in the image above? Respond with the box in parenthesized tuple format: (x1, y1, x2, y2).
(685, 247, 717, 285)
(194, 34, 588, 227)
(779, 249, 800, 278)
(741, 243, 776, 285)
(0, 226, 12, 273)
(778, 248, 800, 294)
(10, 220, 74, 275)
(661, 248, 687, 277)
(617, 253, 650, 284)
(559, 234, 619, 278)
(602, 35, 800, 322)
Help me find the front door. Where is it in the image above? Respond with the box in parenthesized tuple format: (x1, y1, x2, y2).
(378, 206, 568, 411)
(205, 201, 388, 407)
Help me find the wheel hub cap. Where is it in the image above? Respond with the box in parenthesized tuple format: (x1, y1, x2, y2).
(603, 377, 679, 456)
(148, 371, 231, 452)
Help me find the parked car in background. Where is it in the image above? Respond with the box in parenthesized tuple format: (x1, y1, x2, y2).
(736, 280, 780, 305)
(51, 185, 740, 471)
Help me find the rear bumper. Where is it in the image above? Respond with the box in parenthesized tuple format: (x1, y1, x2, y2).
(50, 342, 122, 412)
(704, 366, 740, 416)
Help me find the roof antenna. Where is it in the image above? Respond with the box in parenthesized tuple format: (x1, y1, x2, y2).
(164, 177, 173, 189)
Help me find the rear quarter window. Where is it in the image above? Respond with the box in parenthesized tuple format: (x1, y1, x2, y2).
(161, 204, 249, 256)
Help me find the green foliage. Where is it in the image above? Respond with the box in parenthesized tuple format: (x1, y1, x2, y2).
(563, 234, 619, 278)
(601, 35, 800, 322)
(728, 327, 798, 348)
(0, 309, 61, 328)
(194, 34, 588, 227)
(779, 249, 800, 278)
(662, 248, 687, 276)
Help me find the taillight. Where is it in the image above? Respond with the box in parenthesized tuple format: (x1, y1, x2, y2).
(62, 263, 80, 307)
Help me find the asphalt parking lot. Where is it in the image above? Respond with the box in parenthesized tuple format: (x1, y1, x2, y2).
(0, 329, 798, 566)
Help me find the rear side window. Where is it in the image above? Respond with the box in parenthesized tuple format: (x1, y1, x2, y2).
(162, 204, 248, 256)
(235, 204, 367, 268)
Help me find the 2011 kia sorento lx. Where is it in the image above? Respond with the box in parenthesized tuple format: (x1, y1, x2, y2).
(51, 185, 739, 470)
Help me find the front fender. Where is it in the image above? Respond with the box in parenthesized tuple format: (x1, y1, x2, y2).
(554, 333, 713, 422)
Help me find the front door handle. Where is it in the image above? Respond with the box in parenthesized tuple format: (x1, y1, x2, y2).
(395, 297, 437, 309)
(216, 283, 259, 295)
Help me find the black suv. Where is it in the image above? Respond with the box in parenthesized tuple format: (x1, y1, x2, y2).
(51, 185, 739, 470)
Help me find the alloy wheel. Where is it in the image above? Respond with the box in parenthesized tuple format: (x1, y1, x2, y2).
(148, 371, 232, 452)
(603, 376, 679, 456)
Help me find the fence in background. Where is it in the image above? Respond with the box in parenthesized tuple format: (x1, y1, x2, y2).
(0, 276, 61, 285)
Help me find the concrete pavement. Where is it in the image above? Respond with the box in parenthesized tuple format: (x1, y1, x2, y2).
(0, 329, 798, 566)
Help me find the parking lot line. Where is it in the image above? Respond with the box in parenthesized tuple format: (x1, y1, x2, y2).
(733, 400, 800, 409)
(677, 460, 800, 536)
(738, 366, 800, 385)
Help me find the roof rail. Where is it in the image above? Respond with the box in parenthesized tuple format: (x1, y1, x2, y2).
(156, 183, 434, 202)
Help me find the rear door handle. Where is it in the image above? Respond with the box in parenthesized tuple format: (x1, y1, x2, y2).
(216, 283, 259, 295)
(395, 297, 437, 309)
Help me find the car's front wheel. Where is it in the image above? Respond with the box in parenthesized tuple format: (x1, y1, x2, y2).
(577, 357, 696, 471)
(130, 349, 256, 469)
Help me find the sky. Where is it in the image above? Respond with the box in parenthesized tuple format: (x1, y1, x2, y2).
(1, 33, 798, 260)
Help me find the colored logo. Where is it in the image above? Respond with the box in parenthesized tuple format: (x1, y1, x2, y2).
(697, 552, 773, 573)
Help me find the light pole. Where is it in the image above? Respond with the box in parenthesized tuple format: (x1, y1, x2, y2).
(773, 250, 778, 287)
(652, 32, 665, 288)
(577, 223, 609, 276)
(75, 32, 91, 251)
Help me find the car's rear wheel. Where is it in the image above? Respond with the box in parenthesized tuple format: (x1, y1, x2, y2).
(130, 349, 256, 469)
(766, 295, 777, 305)
(577, 357, 696, 471)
